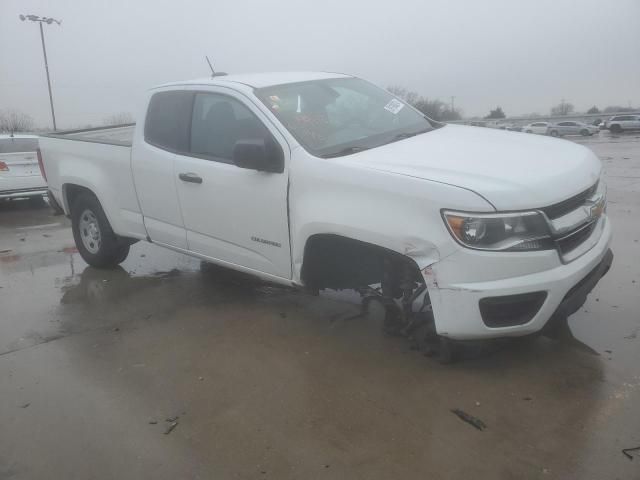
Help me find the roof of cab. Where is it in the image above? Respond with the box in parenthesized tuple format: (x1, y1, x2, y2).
(155, 71, 353, 90)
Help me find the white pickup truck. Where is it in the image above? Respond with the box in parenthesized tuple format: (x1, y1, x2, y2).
(39, 72, 613, 357)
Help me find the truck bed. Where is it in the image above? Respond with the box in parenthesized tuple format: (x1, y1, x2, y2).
(39, 122, 147, 240)
(43, 123, 135, 147)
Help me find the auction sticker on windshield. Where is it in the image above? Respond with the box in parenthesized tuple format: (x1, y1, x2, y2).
(384, 99, 404, 114)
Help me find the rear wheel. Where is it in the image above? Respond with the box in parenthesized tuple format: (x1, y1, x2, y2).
(71, 193, 130, 268)
(610, 124, 622, 134)
(550, 130, 559, 137)
(580, 129, 589, 136)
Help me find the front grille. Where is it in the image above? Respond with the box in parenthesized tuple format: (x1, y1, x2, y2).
(542, 182, 598, 219)
(556, 221, 596, 255)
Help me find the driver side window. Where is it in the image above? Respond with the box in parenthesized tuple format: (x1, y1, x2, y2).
(189, 93, 271, 163)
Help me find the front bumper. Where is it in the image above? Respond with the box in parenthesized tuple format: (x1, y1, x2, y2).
(548, 248, 612, 321)
(425, 216, 613, 340)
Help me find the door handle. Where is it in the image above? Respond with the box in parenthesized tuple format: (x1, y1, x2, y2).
(179, 172, 203, 184)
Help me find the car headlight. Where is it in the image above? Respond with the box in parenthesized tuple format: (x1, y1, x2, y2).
(442, 210, 554, 251)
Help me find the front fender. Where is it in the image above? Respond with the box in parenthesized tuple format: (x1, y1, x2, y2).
(289, 153, 494, 284)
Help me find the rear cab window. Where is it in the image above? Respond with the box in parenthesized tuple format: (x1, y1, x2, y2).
(144, 91, 193, 152)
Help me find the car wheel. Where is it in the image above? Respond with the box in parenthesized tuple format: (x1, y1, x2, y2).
(610, 124, 622, 134)
(71, 192, 130, 268)
(526, 130, 532, 133)
(580, 129, 589, 136)
(550, 130, 559, 137)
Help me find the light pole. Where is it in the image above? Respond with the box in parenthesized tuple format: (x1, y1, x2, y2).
(19, 14, 61, 131)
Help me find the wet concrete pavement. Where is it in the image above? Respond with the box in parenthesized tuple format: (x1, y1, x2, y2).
(1, 133, 639, 479)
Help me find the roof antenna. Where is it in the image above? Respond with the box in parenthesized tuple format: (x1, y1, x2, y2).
(205, 56, 227, 78)
(205, 56, 215, 78)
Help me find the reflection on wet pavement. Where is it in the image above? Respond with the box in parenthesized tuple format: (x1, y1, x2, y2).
(0, 135, 639, 479)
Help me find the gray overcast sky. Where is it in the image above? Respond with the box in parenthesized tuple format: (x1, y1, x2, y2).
(1, 0, 639, 129)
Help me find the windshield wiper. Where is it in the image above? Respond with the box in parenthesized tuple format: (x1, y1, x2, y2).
(320, 146, 370, 158)
(320, 129, 431, 158)
(390, 129, 431, 142)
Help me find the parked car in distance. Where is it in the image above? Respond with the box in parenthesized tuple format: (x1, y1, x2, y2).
(0, 134, 47, 201)
(39, 71, 613, 353)
(523, 122, 550, 135)
(485, 121, 508, 130)
(605, 115, 640, 133)
(553, 121, 599, 136)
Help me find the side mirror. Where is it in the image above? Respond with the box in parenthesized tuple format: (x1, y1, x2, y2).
(233, 138, 284, 173)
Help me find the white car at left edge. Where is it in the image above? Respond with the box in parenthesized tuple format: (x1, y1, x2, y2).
(0, 134, 47, 201)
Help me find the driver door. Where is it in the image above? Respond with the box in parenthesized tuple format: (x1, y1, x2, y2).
(173, 89, 292, 279)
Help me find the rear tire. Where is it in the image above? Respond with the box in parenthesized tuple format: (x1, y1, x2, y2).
(580, 129, 589, 136)
(550, 130, 559, 137)
(610, 124, 622, 134)
(71, 193, 130, 268)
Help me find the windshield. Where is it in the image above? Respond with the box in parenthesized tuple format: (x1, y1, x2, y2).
(255, 78, 435, 157)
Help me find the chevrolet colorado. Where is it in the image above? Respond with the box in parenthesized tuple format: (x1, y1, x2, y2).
(39, 72, 613, 358)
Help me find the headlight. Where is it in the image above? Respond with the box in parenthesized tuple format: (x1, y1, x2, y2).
(442, 210, 553, 251)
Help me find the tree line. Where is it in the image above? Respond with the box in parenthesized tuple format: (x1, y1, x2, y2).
(386, 86, 637, 121)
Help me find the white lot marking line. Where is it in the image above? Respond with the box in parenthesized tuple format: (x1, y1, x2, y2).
(16, 223, 61, 230)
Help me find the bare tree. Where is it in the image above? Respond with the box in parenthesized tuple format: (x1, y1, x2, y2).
(485, 106, 506, 119)
(0, 109, 35, 133)
(440, 107, 462, 121)
(603, 105, 635, 113)
(414, 98, 447, 120)
(103, 112, 134, 125)
(550, 101, 574, 116)
(387, 85, 408, 99)
(387, 85, 419, 105)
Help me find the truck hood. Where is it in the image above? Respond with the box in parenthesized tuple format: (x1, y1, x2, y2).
(344, 124, 602, 211)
